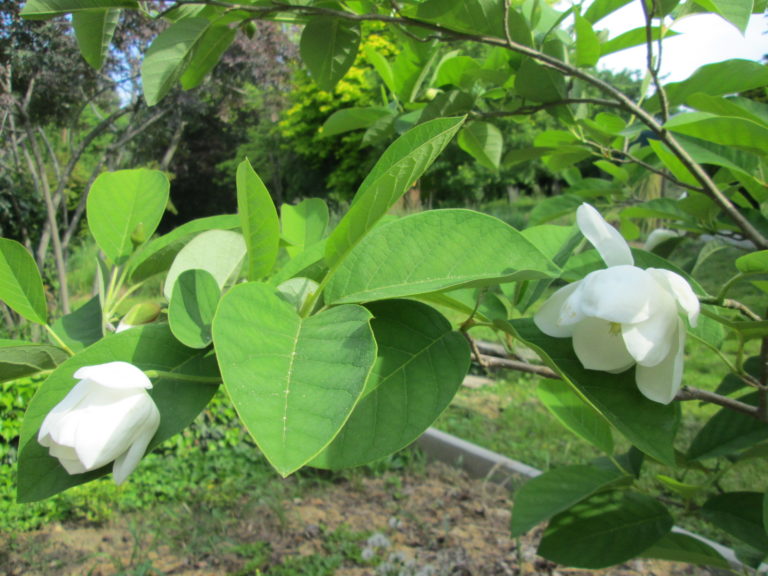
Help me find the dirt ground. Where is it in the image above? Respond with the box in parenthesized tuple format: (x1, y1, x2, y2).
(0, 461, 722, 576)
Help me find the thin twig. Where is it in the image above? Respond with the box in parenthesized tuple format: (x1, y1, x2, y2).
(676, 386, 762, 421)
(476, 353, 560, 379)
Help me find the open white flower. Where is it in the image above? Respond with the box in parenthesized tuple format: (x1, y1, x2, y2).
(38, 361, 161, 484)
(534, 204, 699, 404)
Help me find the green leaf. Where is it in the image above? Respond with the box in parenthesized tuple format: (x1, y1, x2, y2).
(504, 319, 679, 466)
(702, 492, 768, 552)
(529, 193, 583, 225)
(281, 198, 329, 258)
(649, 59, 768, 113)
(538, 491, 674, 569)
(17, 324, 220, 501)
(665, 112, 768, 155)
(312, 300, 469, 469)
(0, 341, 69, 384)
(86, 169, 169, 265)
(168, 269, 220, 349)
(141, 18, 211, 106)
(686, 94, 768, 127)
(584, 0, 633, 22)
(0, 238, 47, 325)
(300, 17, 360, 91)
(320, 107, 394, 138)
(574, 15, 600, 67)
(21, 0, 135, 19)
(325, 116, 464, 267)
(641, 532, 730, 569)
(212, 282, 376, 476)
(515, 58, 566, 103)
(163, 229, 246, 302)
(688, 392, 768, 460)
(736, 250, 768, 274)
(457, 121, 503, 171)
(325, 210, 558, 305)
(129, 214, 240, 282)
(72, 8, 120, 69)
(601, 27, 678, 56)
(180, 23, 236, 90)
(537, 380, 614, 454)
(236, 159, 279, 281)
(50, 296, 103, 353)
(691, 0, 753, 33)
(511, 465, 625, 537)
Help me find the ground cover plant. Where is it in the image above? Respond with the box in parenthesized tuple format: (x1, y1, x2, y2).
(2, 0, 767, 572)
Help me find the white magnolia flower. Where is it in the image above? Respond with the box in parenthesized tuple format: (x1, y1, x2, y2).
(534, 204, 699, 404)
(38, 361, 161, 484)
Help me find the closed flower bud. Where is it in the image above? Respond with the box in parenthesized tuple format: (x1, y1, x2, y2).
(38, 361, 161, 485)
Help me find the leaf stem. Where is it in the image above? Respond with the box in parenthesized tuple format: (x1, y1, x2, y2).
(44, 324, 74, 356)
(144, 370, 221, 384)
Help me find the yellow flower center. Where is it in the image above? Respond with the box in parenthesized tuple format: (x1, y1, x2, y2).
(609, 322, 622, 336)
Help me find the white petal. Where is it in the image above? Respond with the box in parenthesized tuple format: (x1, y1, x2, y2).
(534, 282, 581, 337)
(112, 402, 160, 485)
(635, 319, 685, 404)
(73, 391, 155, 469)
(572, 317, 636, 373)
(577, 266, 656, 324)
(74, 361, 152, 390)
(648, 268, 700, 327)
(38, 379, 93, 443)
(577, 203, 634, 267)
(621, 290, 678, 367)
(644, 229, 680, 252)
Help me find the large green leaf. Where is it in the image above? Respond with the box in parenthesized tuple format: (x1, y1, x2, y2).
(17, 324, 220, 501)
(515, 58, 566, 103)
(281, 198, 329, 259)
(129, 214, 240, 282)
(163, 229, 246, 301)
(86, 169, 169, 265)
(325, 210, 558, 305)
(457, 121, 503, 171)
(72, 8, 120, 69)
(511, 465, 625, 537)
(538, 491, 674, 568)
(299, 17, 360, 91)
(504, 319, 679, 466)
(600, 27, 678, 56)
(649, 59, 768, 112)
(212, 282, 376, 476)
(692, 0, 753, 33)
(311, 300, 469, 469)
(180, 23, 236, 90)
(736, 250, 768, 274)
(640, 532, 730, 569)
(537, 380, 614, 454)
(21, 0, 135, 18)
(325, 116, 465, 267)
(574, 14, 600, 67)
(0, 238, 47, 325)
(236, 159, 279, 281)
(168, 270, 220, 349)
(141, 18, 210, 106)
(665, 113, 768, 155)
(583, 0, 633, 22)
(0, 341, 69, 383)
(688, 392, 768, 460)
(702, 492, 768, 552)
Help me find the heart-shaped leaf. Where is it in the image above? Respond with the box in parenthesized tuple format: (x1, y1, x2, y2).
(212, 282, 376, 476)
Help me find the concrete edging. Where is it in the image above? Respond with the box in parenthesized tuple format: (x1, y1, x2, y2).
(416, 427, 763, 574)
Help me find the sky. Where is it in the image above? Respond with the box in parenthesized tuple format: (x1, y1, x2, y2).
(594, 5, 767, 82)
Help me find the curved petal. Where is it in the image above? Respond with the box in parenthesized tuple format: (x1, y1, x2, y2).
(648, 268, 700, 327)
(578, 267, 656, 324)
(572, 317, 635, 373)
(635, 319, 685, 404)
(621, 290, 678, 367)
(74, 391, 155, 469)
(38, 379, 94, 443)
(112, 402, 160, 485)
(534, 282, 581, 337)
(577, 203, 633, 267)
(74, 361, 152, 390)
(47, 444, 88, 474)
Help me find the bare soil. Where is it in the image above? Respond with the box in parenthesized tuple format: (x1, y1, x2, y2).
(0, 461, 719, 576)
